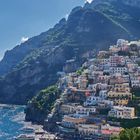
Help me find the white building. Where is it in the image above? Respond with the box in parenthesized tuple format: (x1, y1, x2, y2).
(131, 79, 140, 87)
(130, 76, 140, 87)
(84, 96, 102, 106)
(60, 104, 77, 114)
(84, 96, 113, 107)
(110, 67, 128, 75)
(108, 106, 135, 119)
(78, 124, 100, 135)
(99, 90, 108, 99)
(76, 106, 96, 116)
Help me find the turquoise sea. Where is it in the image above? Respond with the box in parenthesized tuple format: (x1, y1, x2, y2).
(0, 105, 30, 140)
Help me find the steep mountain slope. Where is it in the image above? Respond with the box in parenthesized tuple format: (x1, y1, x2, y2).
(0, 18, 67, 76)
(0, 1, 140, 104)
(85, 0, 140, 39)
(85, 0, 140, 9)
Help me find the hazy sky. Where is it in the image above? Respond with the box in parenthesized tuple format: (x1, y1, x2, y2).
(0, 0, 88, 59)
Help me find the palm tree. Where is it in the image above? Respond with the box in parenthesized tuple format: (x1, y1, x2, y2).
(111, 128, 140, 140)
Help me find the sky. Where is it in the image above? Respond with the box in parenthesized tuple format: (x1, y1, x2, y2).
(0, 0, 92, 60)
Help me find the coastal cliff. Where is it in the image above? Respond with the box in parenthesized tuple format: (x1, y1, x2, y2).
(25, 85, 60, 123)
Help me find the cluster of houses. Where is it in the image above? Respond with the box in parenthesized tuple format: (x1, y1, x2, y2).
(56, 39, 140, 139)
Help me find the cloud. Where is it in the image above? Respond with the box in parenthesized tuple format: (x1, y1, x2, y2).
(85, 0, 93, 3)
(65, 14, 69, 20)
(21, 37, 29, 43)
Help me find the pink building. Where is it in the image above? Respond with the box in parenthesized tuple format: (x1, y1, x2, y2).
(110, 56, 125, 67)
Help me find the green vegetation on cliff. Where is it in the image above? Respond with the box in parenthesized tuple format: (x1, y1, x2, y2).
(25, 85, 60, 123)
(31, 86, 59, 111)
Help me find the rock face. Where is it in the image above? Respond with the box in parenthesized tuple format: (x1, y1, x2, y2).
(0, 1, 140, 104)
(85, 0, 140, 39)
(85, 0, 140, 8)
(0, 18, 67, 76)
(25, 86, 60, 124)
(0, 46, 65, 104)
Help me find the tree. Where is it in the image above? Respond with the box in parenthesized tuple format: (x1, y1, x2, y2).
(111, 128, 140, 140)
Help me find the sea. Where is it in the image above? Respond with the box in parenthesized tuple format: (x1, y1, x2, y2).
(0, 105, 32, 140)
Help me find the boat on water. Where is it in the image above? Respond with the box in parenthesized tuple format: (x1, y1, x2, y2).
(15, 134, 35, 140)
(20, 126, 35, 133)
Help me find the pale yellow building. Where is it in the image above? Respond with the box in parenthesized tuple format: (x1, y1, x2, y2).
(108, 91, 132, 99)
(108, 106, 135, 119)
(114, 83, 130, 92)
